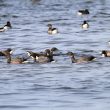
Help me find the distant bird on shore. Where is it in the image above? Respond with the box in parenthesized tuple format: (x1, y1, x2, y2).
(47, 24, 58, 35)
(0, 21, 12, 32)
(77, 9, 89, 16)
(81, 20, 89, 29)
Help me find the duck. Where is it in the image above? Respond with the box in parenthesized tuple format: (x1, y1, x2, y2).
(7, 56, 28, 64)
(101, 50, 110, 57)
(37, 49, 54, 63)
(27, 47, 58, 58)
(50, 47, 65, 56)
(0, 48, 13, 56)
(67, 52, 95, 63)
(27, 49, 54, 63)
(0, 21, 12, 32)
(6, 54, 29, 64)
(42, 47, 60, 56)
(82, 20, 89, 29)
(47, 24, 58, 34)
(50, 47, 61, 56)
(77, 9, 89, 16)
(27, 51, 41, 62)
(50, 47, 59, 52)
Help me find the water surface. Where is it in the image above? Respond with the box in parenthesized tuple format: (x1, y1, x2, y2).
(0, 0, 110, 110)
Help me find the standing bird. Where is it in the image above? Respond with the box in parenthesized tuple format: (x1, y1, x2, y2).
(0, 21, 12, 32)
(47, 24, 58, 34)
(81, 20, 89, 29)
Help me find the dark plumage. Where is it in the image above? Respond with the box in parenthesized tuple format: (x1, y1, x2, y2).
(78, 9, 89, 15)
(50, 47, 58, 52)
(0, 48, 13, 56)
(27, 51, 42, 62)
(101, 50, 110, 57)
(68, 52, 95, 63)
(7, 56, 28, 64)
(0, 21, 12, 32)
(5, 53, 28, 64)
(27, 49, 54, 63)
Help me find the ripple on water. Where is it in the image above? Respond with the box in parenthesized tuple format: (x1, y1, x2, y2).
(0, 0, 110, 110)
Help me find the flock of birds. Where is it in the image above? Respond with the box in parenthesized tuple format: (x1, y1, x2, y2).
(0, 9, 109, 64)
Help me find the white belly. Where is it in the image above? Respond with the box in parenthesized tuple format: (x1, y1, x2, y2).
(82, 24, 89, 29)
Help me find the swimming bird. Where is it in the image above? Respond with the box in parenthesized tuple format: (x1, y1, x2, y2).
(0, 21, 12, 32)
(47, 24, 58, 34)
(7, 56, 28, 64)
(0, 48, 13, 56)
(5, 53, 29, 64)
(38, 47, 58, 55)
(40, 49, 54, 63)
(49, 47, 65, 56)
(50, 47, 59, 52)
(50, 47, 61, 56)
(67, 52, 95, 63)
(77, 9, 89, 16)
(27, 47, 58, 58)
(27, 51, 41, 62)
(82, 20, 89, 29)
(101, 50, 110, 57)
(27, 49, 54, 63)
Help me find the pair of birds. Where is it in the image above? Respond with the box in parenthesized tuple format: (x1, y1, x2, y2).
(0, 48, 110, 64)
(77, 9, 89, 29)
(0, 21, 12, 32)
(47, 21, 89, 35)
(27, 48, 56, 63)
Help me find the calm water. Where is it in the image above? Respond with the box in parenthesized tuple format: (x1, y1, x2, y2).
(0, 0, 110, 110)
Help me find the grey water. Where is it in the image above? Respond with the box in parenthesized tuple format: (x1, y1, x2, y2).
(0, 0, 110, 110)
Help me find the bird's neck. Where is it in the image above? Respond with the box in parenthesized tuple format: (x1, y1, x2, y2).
(71, 55, 76, 63)
(7, 55, 11, 63)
